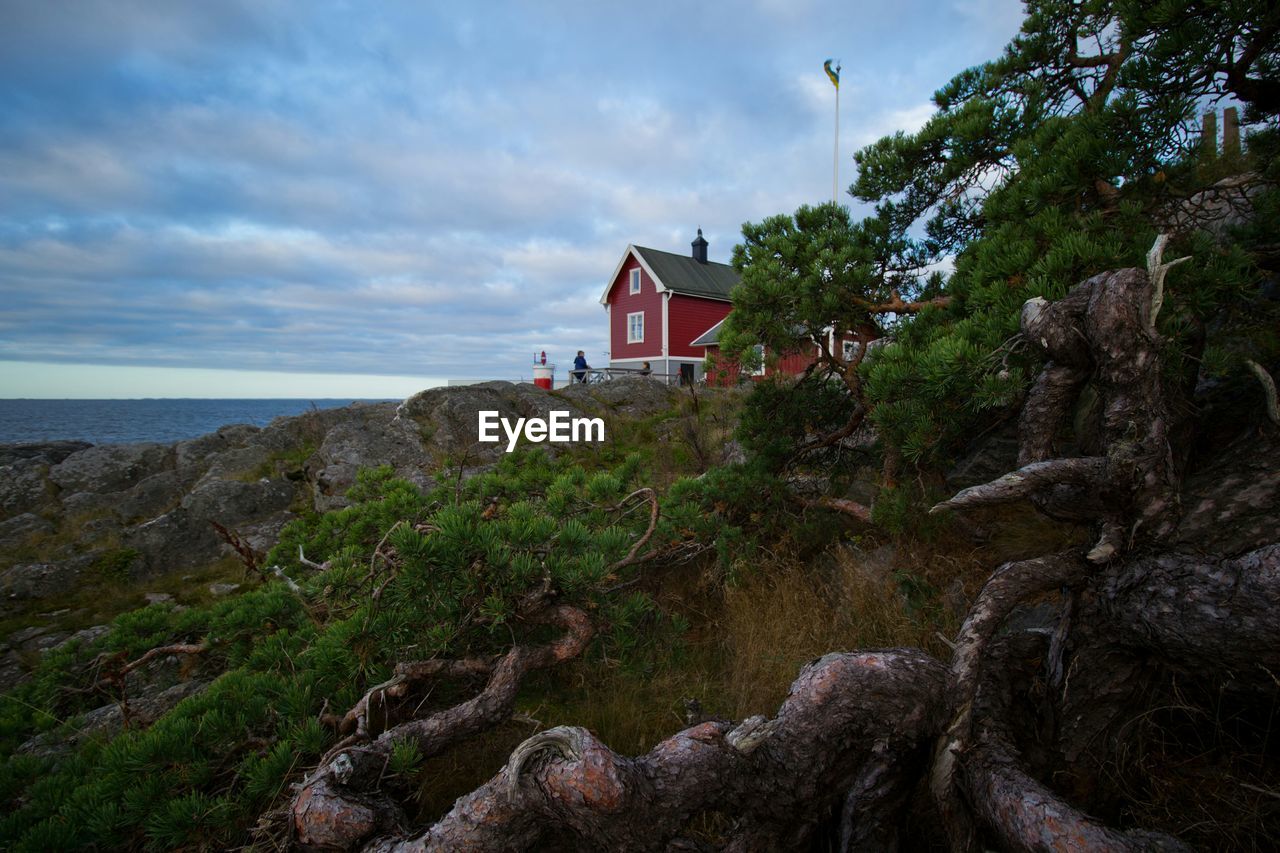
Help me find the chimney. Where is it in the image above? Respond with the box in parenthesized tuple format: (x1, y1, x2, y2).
(1223, 107, 1241, 158)
(1202, 111, 1218, 158)
(691, 228, 708, 264)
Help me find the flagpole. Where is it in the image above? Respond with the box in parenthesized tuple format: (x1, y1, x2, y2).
(825, 59, 841, 206)
(833, 76, 839, 205)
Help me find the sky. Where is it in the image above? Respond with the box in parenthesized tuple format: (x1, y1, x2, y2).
(0, 0, 1027, 398)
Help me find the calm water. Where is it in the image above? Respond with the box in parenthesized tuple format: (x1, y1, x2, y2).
(0, 399, 395, 445)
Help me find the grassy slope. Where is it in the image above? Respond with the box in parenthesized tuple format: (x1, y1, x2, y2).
(0, 385, 1073, 850)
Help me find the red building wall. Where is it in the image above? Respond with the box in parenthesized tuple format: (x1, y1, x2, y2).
(606, 255, 664, 360)
(703, 328, 878, 387)
(668, 294, 732, 358)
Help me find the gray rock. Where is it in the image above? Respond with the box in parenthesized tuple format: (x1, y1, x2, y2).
(55, 624, 110, 650)
(26, 631, 70, 654)
(125, 509, 208, 576)
(0, 511, 55, 543)
(49, 443, 173, 495)
(1, 562, 80, 600)
(0, 441, 93, 467)
(237, 511, 296, 555)
(398, 381, 590, 465)
(180, 477, 297, 525)
(946, 422, 1020, 491)
(312, 404, 430, 510)
(557, 376, 681, 418)
(255, 406, 353, 453)
(0, 458, 53, 518)
(173, 423, 260, 473)
(1166, 172, 1265, 242)
(192, 445, 274, 487)
(6, 625, 51, 647)
(1176, 426, 1280, 556)
(144, 592, 174, 605)
(60, 490, 116, 519)
(18, 679, 210, 759)
(0, 650, 25, 691)
(719, 439, 747, 466)
(208, 582, 240, 596)
(115, 470, 185, 522)
(123, 477, 295, 576)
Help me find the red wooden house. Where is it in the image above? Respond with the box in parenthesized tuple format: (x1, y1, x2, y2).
(691, 317, 877, 386)
(600, 230, 877, 384)
(599, 230, 736, 385)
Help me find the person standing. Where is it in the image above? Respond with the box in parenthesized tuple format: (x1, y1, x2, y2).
(573, 350, 590, 383)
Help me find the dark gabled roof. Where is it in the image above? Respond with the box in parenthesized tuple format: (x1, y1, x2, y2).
(690, 317, 725, 347)
(633, 246, 738, 301)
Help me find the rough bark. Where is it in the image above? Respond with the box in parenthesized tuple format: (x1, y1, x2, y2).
(292, 604, 594, 849)
(933, 244, 1182, 562)
(962, 632, 1188, 853)
(367, 650, 948, 851)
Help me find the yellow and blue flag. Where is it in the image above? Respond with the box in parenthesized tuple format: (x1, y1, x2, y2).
(824, 59, 840, 89)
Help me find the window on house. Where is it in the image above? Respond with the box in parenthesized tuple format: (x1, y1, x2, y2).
(629, 269, 641, 294)
(842, 340, 861, 362)
(628, 312, 645, 343)
(752, 344, 765, 376)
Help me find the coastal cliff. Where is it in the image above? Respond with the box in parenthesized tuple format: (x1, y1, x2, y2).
(0, 378, 688, 688)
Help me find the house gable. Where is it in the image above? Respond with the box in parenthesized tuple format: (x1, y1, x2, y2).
(604, 253, 664, 361)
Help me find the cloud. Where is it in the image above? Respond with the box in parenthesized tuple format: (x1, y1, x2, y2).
(0, 0, 1028, 394)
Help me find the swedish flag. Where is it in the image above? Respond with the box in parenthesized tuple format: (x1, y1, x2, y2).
(824, 59, 840, 89)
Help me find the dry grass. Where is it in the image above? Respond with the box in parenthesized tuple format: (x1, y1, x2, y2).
(1102, 676, 1280, 850)
(720, 546, 963, 717)
(411, 530, 1014, 825)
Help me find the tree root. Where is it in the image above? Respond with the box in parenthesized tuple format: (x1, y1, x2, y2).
(291, 604, 594, 849)
(362, 649, 948, 851)
(933, 236, 1183, 562)
(930, 551, 1093, 848)
(930, 458, 1106, 515)
(963, 634, 1189, 852)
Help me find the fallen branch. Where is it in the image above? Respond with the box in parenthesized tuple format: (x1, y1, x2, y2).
(291, 604, 595, 849)
(211, 520, 264, 580)
(1246, 359, 1280, 425)
(268, 564, 302, 594)
(298, 546, 331, 571)
(608, 488, 659, 573)
(88, 642, 209, 728)
(792, 494, 873, 524)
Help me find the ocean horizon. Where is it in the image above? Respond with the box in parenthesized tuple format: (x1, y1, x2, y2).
(0, 398, 398, 446)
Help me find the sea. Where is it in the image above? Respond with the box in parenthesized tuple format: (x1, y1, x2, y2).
(0, 399, 396, 446)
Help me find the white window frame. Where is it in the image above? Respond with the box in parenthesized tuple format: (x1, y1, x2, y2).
(842, 340, 861, 362)
(627, 311, 645, 344)
(752, 344, 766, 376)
(629, 268, 641, 294)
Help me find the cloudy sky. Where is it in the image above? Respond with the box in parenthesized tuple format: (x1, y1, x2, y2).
(0, 0, 1025, 398)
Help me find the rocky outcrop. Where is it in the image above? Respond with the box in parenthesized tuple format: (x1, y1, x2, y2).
(313, 402, 430, 510)
(0, 380, 690, 685)
(396, 382, 589, 466)
(0, 441, 92, 467)
(555, 376, 683, 418)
